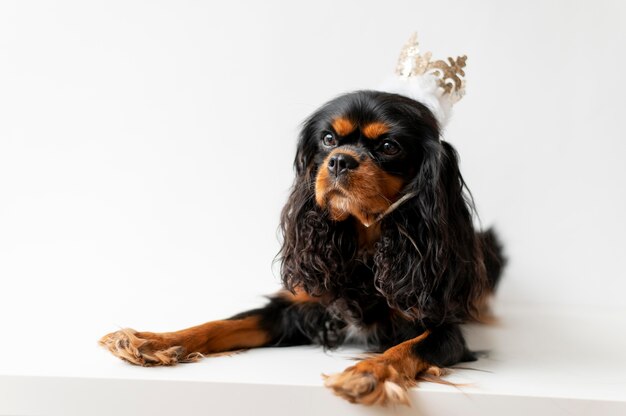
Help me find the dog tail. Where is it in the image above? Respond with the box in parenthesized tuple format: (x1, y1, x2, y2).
(480, 228, 506, 292)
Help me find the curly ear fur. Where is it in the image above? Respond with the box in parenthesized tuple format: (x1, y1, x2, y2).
(374, 140, 492, 324)
(279, 118, 358, 296)
(279, 183, 358, 296)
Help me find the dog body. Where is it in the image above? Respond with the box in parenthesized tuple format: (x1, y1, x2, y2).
(101, 91, 504, 406)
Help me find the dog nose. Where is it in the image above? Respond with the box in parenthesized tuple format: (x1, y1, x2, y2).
(327, 153, 359, 177)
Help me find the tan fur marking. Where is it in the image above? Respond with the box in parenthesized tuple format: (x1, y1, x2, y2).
(362, 122, 390, 139)
(315, 149, 404, 227)
(278, 288, 318, 304)
(331, 117, 356, 136)
(324, 331, 437, 406)
(99, 316, 270, 366)
(356, 221, 381, 254)
(315, 148, 361, 223)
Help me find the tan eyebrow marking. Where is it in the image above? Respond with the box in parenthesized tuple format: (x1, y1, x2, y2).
(362, 122, 390, 139)
(331, 117, 357, 136)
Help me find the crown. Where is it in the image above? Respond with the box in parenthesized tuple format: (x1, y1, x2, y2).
(395, 33, 467, 103)
(379, 33, 467, 127)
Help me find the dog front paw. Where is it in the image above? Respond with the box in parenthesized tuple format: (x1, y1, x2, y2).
(99, 329, 203, 366)
(324, 358, 415, 406)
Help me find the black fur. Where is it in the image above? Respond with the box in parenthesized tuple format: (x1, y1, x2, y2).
(243, 91, 504, 363)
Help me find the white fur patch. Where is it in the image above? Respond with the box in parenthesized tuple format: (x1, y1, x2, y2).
(344, 323, 378, 346)
(378, 74, 454, 128)
(383, 380, 409, 405)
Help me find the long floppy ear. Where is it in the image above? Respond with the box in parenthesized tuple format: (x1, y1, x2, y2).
(293, 119, 319, 178)
(279, 121, 357, 295)
(374, 139, 488, 324)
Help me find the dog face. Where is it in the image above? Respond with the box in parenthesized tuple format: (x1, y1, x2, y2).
(297, 91, 440, 227)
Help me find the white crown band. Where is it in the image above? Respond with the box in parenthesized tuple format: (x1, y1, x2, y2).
(379, 33, 467, 127)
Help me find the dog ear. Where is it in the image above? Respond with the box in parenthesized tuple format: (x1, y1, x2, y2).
(374, 140, 488, 323)
(294, 118, 319, 178)
(279, 118, 357, 295)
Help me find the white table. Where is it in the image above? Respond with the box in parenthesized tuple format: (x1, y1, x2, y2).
(1, 303, 625, 415)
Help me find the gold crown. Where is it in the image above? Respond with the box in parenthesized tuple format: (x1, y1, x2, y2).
(395, 33, 467, 102)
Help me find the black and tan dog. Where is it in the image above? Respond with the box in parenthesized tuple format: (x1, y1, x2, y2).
(100, 90, 504, 406)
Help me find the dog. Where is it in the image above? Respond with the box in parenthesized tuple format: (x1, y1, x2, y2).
(100, 90, 504, 406)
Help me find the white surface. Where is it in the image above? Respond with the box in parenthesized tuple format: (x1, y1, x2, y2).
(1, 1, 626, 414)
(1, 303, 625, 415)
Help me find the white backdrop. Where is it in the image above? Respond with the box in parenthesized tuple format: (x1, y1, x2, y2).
(1, 1, 625, 339)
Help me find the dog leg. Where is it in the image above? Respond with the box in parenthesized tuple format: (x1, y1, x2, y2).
(99, 290, 334, 366)
(324, 324, 472, 406)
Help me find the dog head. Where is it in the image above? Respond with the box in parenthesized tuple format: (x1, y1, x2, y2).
(280, 90, 490, 323)
(296, 90, 439, 227)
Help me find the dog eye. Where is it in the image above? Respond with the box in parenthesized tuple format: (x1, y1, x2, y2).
(322, 133, 337, 147)
(381, 140, 400, 155)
